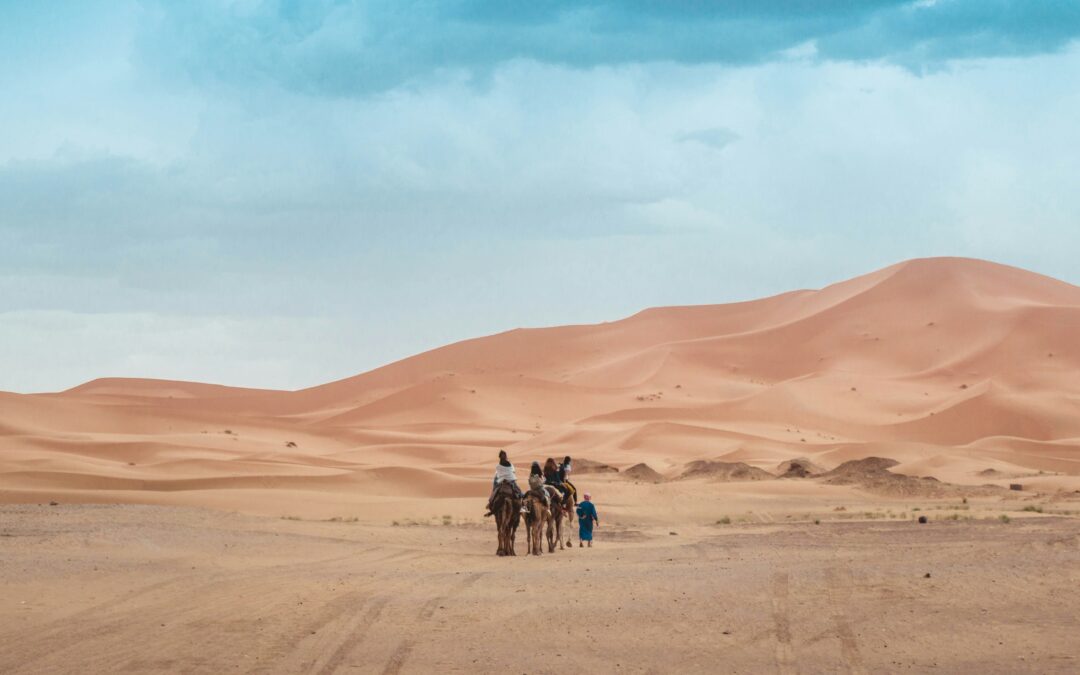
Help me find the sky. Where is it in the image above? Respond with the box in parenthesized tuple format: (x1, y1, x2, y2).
(2, 0, 1080, 393)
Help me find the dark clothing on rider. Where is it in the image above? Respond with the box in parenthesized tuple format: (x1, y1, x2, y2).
(557, 462, 570, 483)
(544, 460, 561, 481)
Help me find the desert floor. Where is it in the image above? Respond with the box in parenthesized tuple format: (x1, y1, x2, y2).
(2, 501, 1079, 674)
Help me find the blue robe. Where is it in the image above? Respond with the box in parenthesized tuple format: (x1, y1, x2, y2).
(576, 500, 598, 541)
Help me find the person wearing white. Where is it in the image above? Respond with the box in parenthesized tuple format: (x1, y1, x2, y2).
(485, 449, 523, 515)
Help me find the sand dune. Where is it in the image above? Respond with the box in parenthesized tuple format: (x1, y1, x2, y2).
(3, 257, 1080, 515)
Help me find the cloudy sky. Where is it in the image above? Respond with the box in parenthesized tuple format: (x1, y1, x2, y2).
(3, 1, 1080, 392)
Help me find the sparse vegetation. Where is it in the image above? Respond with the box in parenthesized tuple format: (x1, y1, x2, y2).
(280, 515, 301, 521)
(1021, 505, 1043, 513)
(716, 516, 731, 525)
(999, 514, 1011, 524)
(285, 441, 297, 448)
(442, 514, 453, 526)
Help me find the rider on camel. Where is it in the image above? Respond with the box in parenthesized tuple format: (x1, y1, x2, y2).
(559, 455, 577, 503)
(528, 460, 550, 506)
(484, 450, 523, 516)
(543, 457, 566, 503)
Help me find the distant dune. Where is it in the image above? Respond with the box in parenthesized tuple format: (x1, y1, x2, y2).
(3, 257, 1080, 514)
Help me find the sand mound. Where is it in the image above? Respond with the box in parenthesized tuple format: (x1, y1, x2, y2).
(821, 457, 902, 478)
(817, 457, 944, 496)
(775, 458, 823, 478)
(623, 463, 665, 482)
(678, 460, 774, 482)
(817, 457, 1004, 497)
(574, 458, 620, 474)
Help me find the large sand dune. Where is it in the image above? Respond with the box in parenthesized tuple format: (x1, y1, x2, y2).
(3, 257, 1080, 517)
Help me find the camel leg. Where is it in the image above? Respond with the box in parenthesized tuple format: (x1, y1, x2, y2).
(532, 522, 542, 556)
(527, 516, 536, 555)
(495, 511, 505, 556)
(547, 511, 558, 553)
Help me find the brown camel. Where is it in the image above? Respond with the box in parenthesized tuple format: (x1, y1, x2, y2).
(490, 482, 521, 556)
(545, 485, 576, 552)
(523, 491, 550, 556)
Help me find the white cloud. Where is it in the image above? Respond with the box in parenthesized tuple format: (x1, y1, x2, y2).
(2, 17, 1080, 391)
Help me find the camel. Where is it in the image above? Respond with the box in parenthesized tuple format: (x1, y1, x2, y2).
(545, 485, 576, 552)
(523, 491, 551, 556)
(490, 482, 521, 556)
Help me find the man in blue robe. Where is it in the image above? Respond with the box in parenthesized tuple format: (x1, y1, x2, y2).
(576, 492, 599, 547)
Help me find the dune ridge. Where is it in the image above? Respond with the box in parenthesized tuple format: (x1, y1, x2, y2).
(3, 257, 1080, 514)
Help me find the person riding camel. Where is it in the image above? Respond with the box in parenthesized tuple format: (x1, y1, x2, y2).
(543, 457, 566, 503)
(485, 450, 523, 516)
(559, 455, 577, 503)
(528, 460, 550, 506)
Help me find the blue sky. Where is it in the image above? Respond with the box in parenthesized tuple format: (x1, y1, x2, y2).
(2, 1, 1080, 392)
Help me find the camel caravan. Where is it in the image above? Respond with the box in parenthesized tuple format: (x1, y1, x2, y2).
(485, 453, 598, 556)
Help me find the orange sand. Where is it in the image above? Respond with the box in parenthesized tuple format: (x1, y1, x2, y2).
(3, 257, 1079, 518)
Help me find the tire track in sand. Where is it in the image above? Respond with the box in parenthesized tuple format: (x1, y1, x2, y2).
(770, 571, 795, 675)
(381, 571, 486, 675)
(308, 596, 391, 675)
(825, 566, 865, 675)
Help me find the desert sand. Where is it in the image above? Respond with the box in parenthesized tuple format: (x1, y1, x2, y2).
(1, 504, 1078, 674)
(3, 256, 1080, 672)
